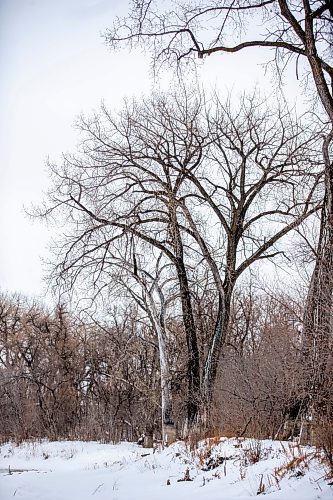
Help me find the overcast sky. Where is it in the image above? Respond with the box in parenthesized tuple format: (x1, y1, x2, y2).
(0, 0, 305, 303)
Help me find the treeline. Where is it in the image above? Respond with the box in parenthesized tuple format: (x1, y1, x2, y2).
(1, 290, 331, 446)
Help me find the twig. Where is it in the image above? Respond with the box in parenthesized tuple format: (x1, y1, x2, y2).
(92, 483, 104, 495)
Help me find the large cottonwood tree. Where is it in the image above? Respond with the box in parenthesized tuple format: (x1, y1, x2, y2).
(106, 0, 333, 419)
(39, 90, 322, 431)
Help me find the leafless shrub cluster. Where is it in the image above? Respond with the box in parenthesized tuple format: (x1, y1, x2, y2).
(0, 296, 162, 442)
(216, 291, 332, 441)
(1, 283, 331, 445)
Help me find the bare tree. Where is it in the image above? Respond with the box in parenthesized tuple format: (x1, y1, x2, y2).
(99, 248, 177, 444)
(40, 90, 205, 429)
(106, 1, 332, 86)
(218, 288, 307, 439)
(37, 89, 322, 432)
(106, 0, 333, 417)
(179, 93, 322, 418)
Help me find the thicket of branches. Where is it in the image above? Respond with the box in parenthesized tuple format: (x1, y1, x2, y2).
(2, 287, 331, 445)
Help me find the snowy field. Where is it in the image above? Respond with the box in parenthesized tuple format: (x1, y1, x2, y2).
(0, 438, 332, 499)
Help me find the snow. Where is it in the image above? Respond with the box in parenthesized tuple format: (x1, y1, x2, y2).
(0, 438, 331, 499)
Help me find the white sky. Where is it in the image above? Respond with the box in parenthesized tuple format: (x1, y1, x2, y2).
(0, 0, 306, 302)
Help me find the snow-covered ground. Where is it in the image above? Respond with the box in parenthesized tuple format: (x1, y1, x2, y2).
(0, 438, 331, 499)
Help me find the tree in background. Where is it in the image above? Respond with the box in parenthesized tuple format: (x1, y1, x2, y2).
(0, 294, 164, 442)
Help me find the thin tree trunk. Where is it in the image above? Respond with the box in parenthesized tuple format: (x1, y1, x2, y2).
(201, 284, 233, 427)
(202, 295, 225, 403)
(144, 284, 176, 444)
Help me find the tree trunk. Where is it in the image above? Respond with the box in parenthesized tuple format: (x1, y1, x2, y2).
(202, 295, 225, 403)
(303, 129, 333, 413)
(144, 282, 176, 444)
(201, 284, 233, 428)
(170, 203, 201, 431)
(176, 257, 201, 429)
